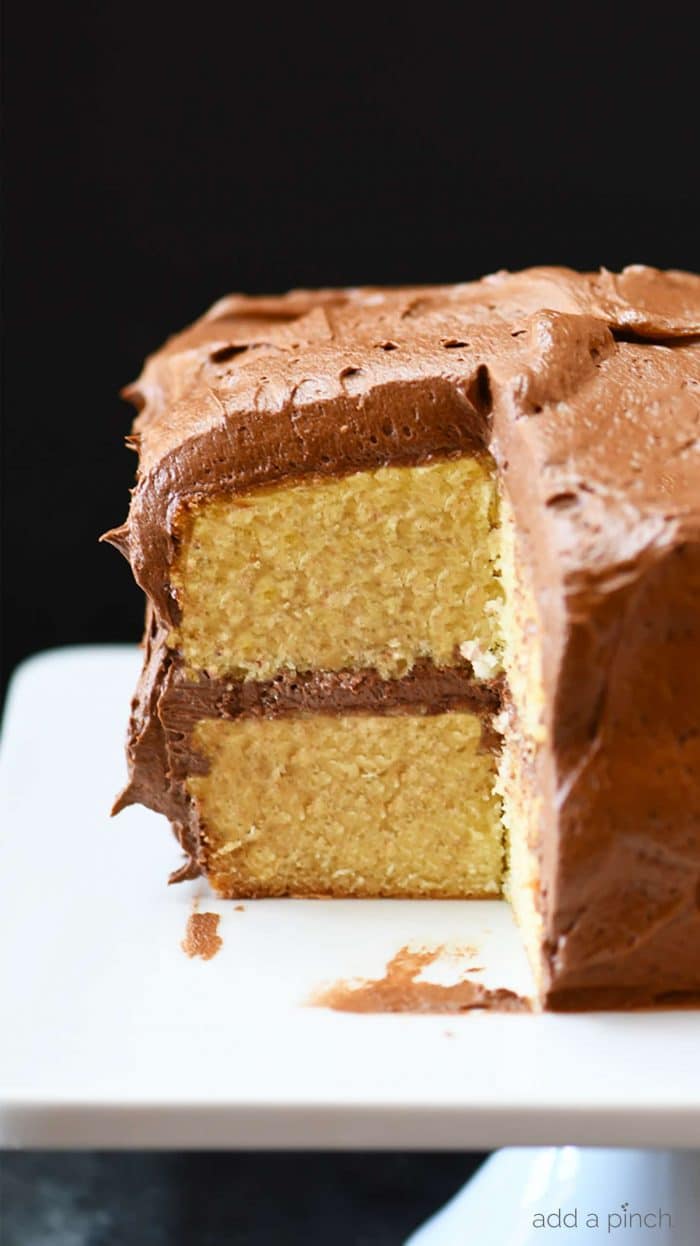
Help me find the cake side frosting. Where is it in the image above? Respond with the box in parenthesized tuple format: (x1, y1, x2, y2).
(487, 313, 700, 1007)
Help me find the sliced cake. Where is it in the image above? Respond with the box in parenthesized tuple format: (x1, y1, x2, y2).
(104, 265, 700, 1008)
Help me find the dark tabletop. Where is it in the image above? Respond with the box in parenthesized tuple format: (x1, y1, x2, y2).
(1, 1151, 487, 1245)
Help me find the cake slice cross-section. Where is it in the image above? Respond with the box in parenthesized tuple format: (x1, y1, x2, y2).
(105, 265, 700, 1009)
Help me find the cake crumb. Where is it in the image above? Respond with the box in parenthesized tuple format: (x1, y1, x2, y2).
(181, 911, 222, 960)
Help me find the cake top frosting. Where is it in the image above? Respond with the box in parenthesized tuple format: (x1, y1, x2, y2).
(126, 264, 700, 474)
(110, 265, 700, 627)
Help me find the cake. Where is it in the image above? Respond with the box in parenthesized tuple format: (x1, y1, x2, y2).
(104, 265, 700, 1009)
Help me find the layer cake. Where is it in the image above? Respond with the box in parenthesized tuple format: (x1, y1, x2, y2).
(104, 265, 700, 1009)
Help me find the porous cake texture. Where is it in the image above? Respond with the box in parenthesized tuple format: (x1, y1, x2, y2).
(190, 713, 502, 899)
(171, 457, 502, 681)
(105, 265, 700, 1009)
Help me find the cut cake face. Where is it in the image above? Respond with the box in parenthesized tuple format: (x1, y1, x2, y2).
(105, 265, 700, 1009)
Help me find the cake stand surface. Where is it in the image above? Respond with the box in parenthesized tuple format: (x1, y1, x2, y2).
(407, 1148, 700, 1244)
(1, 647, 699, 1150)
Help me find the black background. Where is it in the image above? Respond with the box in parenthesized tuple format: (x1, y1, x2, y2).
(1, 1151, 485, 1244)
(2, 5, 699, 1242)
(4, 4, 699, 689)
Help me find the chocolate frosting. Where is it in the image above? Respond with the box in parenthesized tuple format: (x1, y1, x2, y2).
(310, 945, 532, 1014)
(105, 265, 700, 1008)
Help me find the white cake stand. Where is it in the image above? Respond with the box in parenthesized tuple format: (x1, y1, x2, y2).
(407, 1148, 700, 1243)
(1, 649, 698, 1244)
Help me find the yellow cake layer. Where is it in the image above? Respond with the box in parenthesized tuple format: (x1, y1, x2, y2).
(187, 711, 503, 898)
(171, 456, 503, 680)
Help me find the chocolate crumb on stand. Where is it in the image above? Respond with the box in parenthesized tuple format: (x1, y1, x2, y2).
(181, 910, 223, 961)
